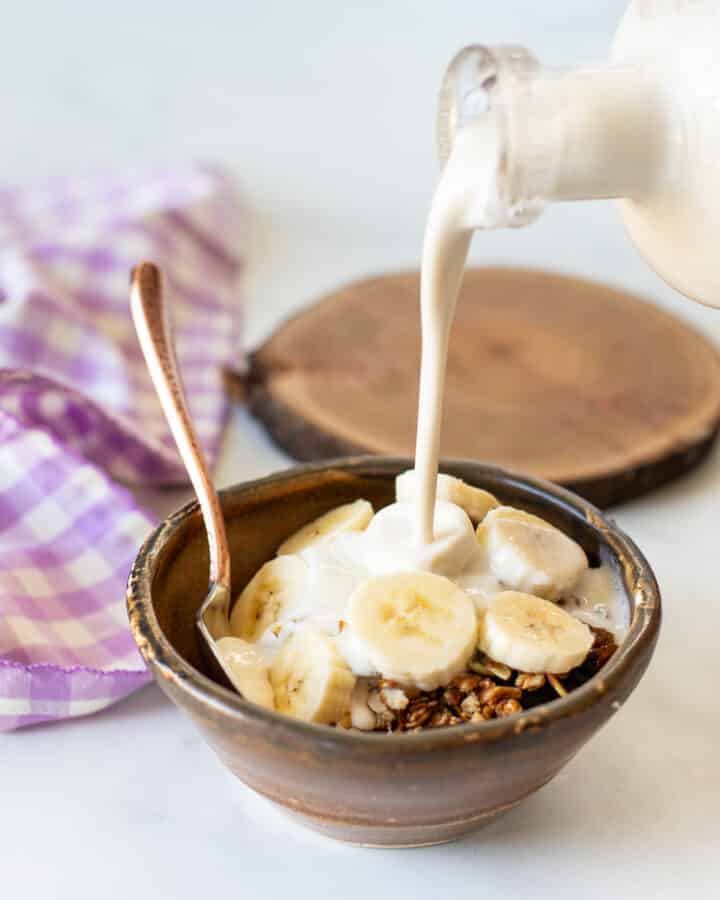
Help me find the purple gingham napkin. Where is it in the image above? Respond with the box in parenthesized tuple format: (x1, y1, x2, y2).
(0, 165, 245, 730)
(0, 410, 151, 728)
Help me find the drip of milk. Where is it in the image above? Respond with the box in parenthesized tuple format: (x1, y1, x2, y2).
(558, 551, 629, 638)
(414, 116, 504, 544)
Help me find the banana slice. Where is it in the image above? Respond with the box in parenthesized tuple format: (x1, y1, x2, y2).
(276, 500, 374, 556)
(482, 506, 588, 600)
(396, 469, 499, 522)
(359, 500, 478, 576)
(346, 572, 477, 690)
(215, 637, 275, 709)
(479, 591, 593, 674)
(230, 556, 308, 642)
(269, 626, 356, 724)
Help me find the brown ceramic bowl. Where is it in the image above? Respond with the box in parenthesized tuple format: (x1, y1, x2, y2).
(127, 457, 660, 847)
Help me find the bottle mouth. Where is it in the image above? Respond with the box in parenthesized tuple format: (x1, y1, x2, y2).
(437, 45, 544, 227)
(437, 46, 497, 167)
(437, 45, 539, 165)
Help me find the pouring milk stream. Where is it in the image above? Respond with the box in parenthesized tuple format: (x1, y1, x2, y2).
(414, 0, 720, 545)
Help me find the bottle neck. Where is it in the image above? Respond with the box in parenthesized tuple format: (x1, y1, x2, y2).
(516, 64, 667, 203)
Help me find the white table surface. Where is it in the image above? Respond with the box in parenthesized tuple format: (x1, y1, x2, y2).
(3, 2, 720, 897)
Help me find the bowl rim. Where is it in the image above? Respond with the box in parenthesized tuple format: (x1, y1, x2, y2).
(127, 456, 661, 752)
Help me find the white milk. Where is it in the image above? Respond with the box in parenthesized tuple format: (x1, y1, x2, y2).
(413, 116, 503, 545)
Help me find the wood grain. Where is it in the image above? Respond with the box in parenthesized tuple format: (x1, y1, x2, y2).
(229, 267, 720, 507)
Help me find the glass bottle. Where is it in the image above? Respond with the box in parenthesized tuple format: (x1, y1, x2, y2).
(437, 1, 720, 307)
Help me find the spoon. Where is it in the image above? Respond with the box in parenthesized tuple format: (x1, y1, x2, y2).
(130, 261, 235, 686)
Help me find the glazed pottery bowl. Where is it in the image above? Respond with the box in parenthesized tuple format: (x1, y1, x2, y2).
(127, 457, 660, 847)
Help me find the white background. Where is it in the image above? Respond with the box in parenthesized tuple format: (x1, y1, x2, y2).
(2, 2, 720, 898)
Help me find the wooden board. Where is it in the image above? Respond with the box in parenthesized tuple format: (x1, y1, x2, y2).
(228, 267, 720, 507)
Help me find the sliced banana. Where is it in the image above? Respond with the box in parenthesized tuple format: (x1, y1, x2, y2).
(269, 626, 356, 724)
(478, 591, 593, 674)
(346, 572, 477, 691)
(276, 500, 374, 557)
(359, 500, 478, 576)
(230, 556, 308, 642)
(482, 506, 588, 600)
(396, 469, 499, 522)
(215, 637, 275, 709)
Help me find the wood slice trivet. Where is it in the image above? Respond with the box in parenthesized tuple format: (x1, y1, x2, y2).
(229, 267, 720, 507)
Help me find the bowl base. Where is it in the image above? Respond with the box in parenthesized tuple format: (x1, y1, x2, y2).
(275, 798, 521, 848)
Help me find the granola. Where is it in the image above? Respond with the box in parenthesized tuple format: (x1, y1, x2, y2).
(362, 625, 618, 732)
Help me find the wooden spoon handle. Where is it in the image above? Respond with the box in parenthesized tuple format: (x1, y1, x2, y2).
(130, 261, 231, 592)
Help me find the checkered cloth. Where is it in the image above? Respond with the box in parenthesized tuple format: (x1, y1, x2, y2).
(0, 165, 245, 731)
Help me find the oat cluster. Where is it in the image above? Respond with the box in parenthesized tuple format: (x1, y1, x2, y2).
(359, 626, 616, 733)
